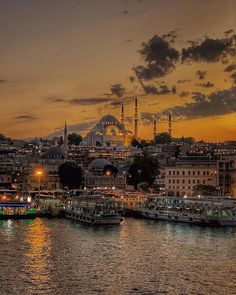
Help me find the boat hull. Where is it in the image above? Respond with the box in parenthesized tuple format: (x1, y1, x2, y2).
(65, 211, 122, 225)
(140, 210, 236, 226)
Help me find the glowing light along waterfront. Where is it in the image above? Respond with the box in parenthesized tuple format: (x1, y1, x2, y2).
(0, 218, 236, 295)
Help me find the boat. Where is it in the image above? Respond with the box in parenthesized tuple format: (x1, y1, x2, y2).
(65, 197, 122, 225)
(138, 195, 236, 226)
(0, 192, 38, 219)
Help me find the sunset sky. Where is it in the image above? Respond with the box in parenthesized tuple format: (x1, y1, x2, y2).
(0, 0, 235, 141)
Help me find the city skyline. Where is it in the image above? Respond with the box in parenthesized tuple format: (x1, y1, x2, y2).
(0, 0, 235, 141)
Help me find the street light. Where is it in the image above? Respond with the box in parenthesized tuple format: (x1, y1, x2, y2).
(35, 169, 44, 198)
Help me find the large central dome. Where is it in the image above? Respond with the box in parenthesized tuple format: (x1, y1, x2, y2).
(84, 114, 133, 147)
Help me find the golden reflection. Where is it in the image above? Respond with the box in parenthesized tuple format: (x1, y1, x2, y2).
(24, 218, 52, 291)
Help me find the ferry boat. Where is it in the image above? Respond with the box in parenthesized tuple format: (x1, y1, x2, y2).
(139, 195, 236, 226)
(65, 197, 122, 225)
(0, 191, 38, 219)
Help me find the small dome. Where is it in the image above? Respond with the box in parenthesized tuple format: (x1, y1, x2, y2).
(79, 140, 88, 147)
(89, 158, 111, 170)
(42, 146, 65, 159)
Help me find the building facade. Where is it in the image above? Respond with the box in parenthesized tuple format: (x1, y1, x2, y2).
(165, 157, 218, 197)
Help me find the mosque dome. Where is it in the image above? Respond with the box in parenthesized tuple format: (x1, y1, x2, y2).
(79, 140, 88, 147)
(84, 113, 133, 147)
(42, 146, 65, 159)
(89, 158, 112, 170)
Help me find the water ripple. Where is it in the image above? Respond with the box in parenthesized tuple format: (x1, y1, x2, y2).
(0, 218, 235, 295)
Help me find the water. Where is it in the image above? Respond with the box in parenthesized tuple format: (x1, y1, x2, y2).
(0, 218, 235, 295)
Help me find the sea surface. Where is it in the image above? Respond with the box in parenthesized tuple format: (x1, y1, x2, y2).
(0, 217, 235, 295)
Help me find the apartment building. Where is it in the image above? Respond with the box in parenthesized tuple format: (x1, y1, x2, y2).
(165, 157, 217, 197)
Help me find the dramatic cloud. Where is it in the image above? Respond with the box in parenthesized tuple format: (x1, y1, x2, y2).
(140, 112, 159, 125)
(142, 84, 158, 95)
(231, 72, 236, 85)
(48, 97, 111, 106)
(133, 34, 179, 80)
(179, 91, 190, 98)
(132, 30, 235, 82)
(14, 115, 37, 121)
(120, 10, 130, 16)
(69, 98, 110, 106)
(161, 30, 178, 44)
(177, 79, 191, 84)
(196, 70, 207, 80)
(141, 82, 176, 95)
(225, 64, 236, 72)
(130, 76, 135, 83)
(196, 81, 214, 88)
(110, 84, 126, 98)
(48, 97, 66, 103)
(163, 87, 236, 120)
(182, 35, 236, 63)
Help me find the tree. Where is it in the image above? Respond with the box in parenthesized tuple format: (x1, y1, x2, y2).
(128, 151, 159, 189)
(131, 138, 151, 148)
(58, 136, 63, 146)
(58, 162, 83, 189)
(193, 184, 218, 196)
(154, 132, 172, 144)
(181, 136, 195, 145)
(131, 138, 140, 147)
(139, 139, 150, 148)
(68, 133, 82, 146)
(138, 182, 149, 192)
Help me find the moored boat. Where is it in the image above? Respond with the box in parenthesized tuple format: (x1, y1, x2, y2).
(138, 195, 236, 226)
(65, 197, 122, 225)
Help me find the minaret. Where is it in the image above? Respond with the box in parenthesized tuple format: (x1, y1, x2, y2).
(168, 113, 172, 137)
(153, 118, 157, 139)
(134, 96, 138, 139)
(63, 121, 68, 159)
(121, 99, 125, 127)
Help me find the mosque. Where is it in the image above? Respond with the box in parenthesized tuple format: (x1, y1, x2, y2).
(84, 98, 139, 147)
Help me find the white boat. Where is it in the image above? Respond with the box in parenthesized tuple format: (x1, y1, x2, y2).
(139, 196, 236, 226)
(65, 198, 122, 225)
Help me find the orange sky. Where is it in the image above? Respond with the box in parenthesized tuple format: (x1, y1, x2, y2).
(0, 0, 235, 141)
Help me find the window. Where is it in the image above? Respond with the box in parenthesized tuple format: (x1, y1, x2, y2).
(182, 171, 185, 175)
(169, 171, 171, 175)
(197, 171, 200, 175)
(182, 179, 185, 184)
(188, 171, 191, 175)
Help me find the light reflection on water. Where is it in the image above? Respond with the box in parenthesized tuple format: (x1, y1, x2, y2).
(0, 218, 236, 295)
(22, 219, 53, 294)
